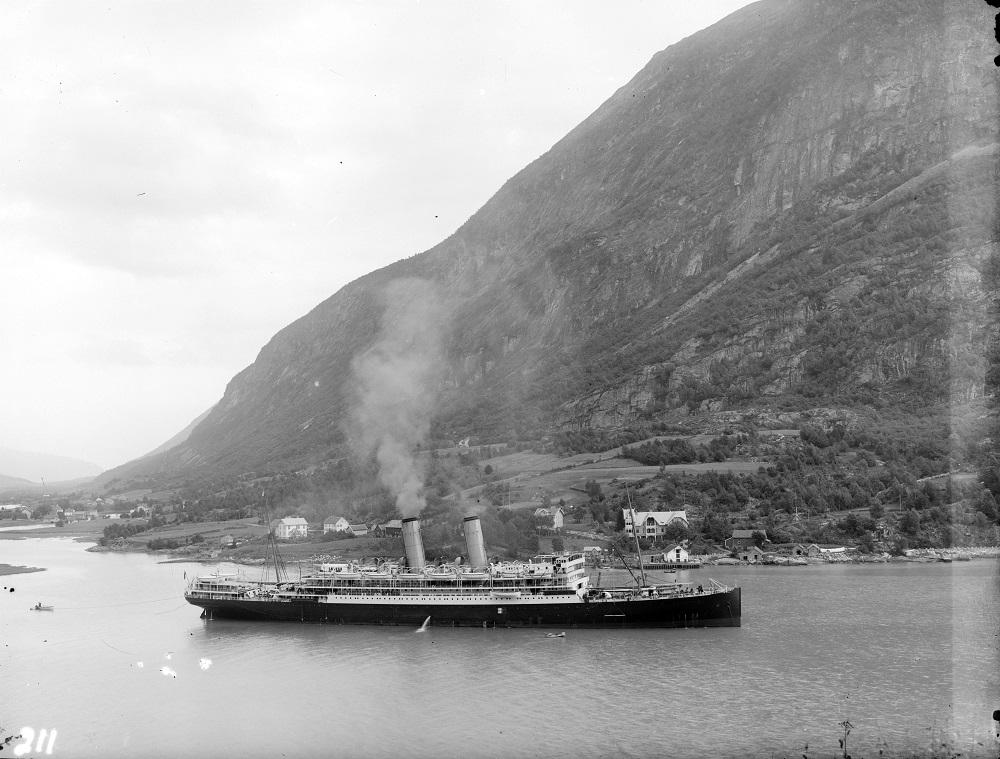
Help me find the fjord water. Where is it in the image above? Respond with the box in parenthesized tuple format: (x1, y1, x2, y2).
(2, 538, 997, 759)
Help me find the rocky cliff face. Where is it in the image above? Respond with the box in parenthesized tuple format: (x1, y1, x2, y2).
(102, 0, 998, 488)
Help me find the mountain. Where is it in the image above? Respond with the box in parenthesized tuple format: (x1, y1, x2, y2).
(140, 406, 215, 460)
(0, 447, 102, 484)
(0, 472, 37, 491)
(101, 0, 998, 492)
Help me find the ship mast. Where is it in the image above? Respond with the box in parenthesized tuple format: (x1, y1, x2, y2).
(261, 491, 286, 585)
(626, 484, 647, 587)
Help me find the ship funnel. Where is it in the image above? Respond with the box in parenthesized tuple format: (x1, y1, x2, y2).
(463, 515, 488, 570)
(402, 517, 426, 569)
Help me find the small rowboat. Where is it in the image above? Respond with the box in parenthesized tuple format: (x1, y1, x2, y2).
(30, 604, 54, 611)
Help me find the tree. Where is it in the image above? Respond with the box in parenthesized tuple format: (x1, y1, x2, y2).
(31, 504, 53, 520)
(869, 501, 884, 520)
(615, 509, 626, 531)
(899, 509, 921, 536)
(551, 536, 565, 552)
(891, 536, 910, 555)
(838, 513, 861, 537)
(663, 522, 689, 542)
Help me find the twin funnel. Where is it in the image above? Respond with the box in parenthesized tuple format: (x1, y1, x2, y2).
(400, 514, 489, 570)
(462, 515, 488, 570)
(401, 517, 426, 569)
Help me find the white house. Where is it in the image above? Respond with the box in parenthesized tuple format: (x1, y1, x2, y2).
(348, 523, 368, 537)
(533, 506, 564, 530)
(276, 516, 308, 539)
(623, 510, 688, 539)
(323, 516, 350, 534)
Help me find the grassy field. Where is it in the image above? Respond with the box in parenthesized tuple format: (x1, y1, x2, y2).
(0, 519, 107, 540)
(472, 442, 771, 509)
(125, 518, 265, 547)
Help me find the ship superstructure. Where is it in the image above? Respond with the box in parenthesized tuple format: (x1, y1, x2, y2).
(185, 515, 740, 627)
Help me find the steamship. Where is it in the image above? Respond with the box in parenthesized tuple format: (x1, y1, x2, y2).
(184, 516, 741, 628)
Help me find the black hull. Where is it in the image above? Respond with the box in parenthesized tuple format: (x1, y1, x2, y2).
(186, 587, 741, 628)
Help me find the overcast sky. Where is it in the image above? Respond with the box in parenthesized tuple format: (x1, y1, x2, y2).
(1, 1, 754, 471)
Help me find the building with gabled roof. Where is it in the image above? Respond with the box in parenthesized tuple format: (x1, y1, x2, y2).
(623, 510, 688, 539)
(323, 516, 350, 533)
(533, 506, 564, 530)
(724, 529, 765, 550)
(661, 543, 690, 563)
(276, 516, 308, 539)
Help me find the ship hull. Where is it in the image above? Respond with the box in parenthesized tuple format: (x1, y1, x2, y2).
(186, 587, 741, 628)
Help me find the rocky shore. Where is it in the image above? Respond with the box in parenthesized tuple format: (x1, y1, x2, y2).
(699, 545, 1000, 566)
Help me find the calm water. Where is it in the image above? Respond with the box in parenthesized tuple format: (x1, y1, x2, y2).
(1, 538, 998, 759)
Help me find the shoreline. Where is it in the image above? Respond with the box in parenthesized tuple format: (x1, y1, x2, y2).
(0, 563, 46, 577)
(7, 522, 1000, 568)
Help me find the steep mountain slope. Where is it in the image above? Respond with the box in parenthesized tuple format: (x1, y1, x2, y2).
(102, 0, 998, 490)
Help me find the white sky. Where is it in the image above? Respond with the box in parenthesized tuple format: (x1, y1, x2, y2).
(1, 1, 754, 471)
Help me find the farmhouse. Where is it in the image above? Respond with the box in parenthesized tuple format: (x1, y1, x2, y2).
(323, 516, 350, 533)
(724, 530, 766, 550)
(533, 506, 564, 530)
(276, 517, 308, 539)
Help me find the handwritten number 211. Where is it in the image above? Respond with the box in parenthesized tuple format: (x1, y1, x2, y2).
(13, 727, 57, 756)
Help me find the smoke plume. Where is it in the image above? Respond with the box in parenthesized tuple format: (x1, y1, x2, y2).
(349, 278, 447, 516)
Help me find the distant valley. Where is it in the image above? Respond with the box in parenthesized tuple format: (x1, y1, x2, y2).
(0, 446, 101, 486)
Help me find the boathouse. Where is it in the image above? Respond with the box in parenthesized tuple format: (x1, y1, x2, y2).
(661, 544, 690, 563)
(737, 545, 765, 562)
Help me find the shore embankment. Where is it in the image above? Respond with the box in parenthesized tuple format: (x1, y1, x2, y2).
(699, 545, 1000, 566)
